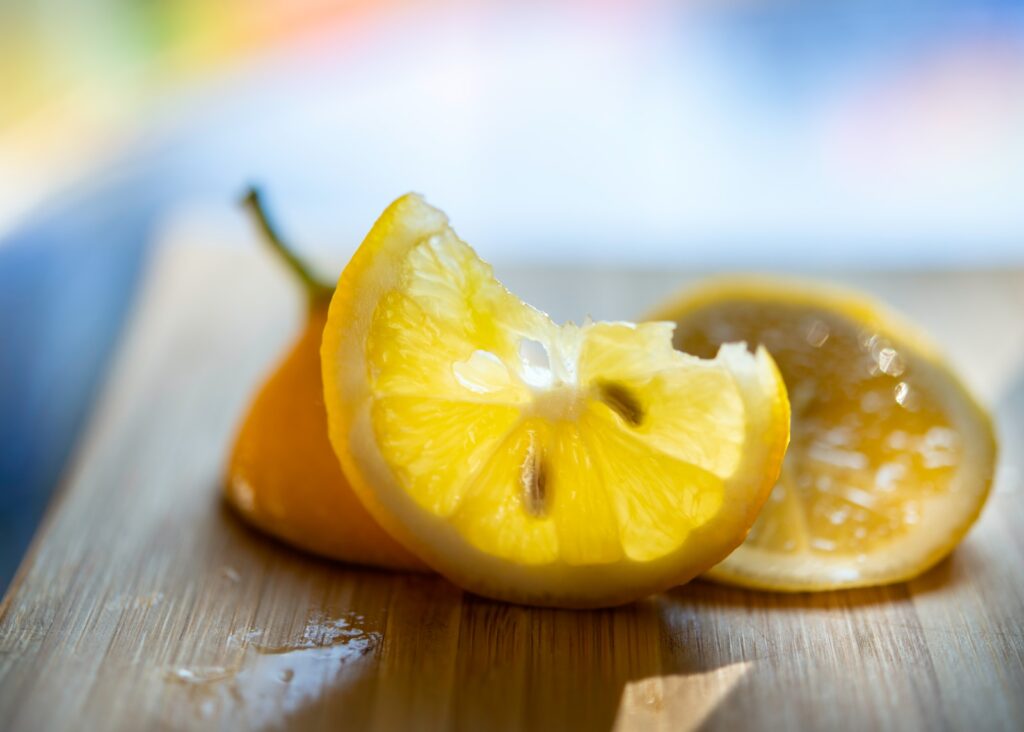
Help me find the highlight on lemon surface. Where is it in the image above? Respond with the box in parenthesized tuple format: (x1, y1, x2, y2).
(650, 278, 997, 592)
(225, 187, 425, 571)
(320, 194, 790, 608)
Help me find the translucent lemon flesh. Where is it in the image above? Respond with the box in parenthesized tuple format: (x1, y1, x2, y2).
(655, 279, 997, 591)
(321, 196, 790, 607)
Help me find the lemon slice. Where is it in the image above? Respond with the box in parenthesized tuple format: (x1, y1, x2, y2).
(321, 195, 790, 607)
(652, 278, 997, 591)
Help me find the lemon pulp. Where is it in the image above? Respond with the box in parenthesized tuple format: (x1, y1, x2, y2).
(657, 279, 996, 590)
(368, 233, 747, 564)
(322, 196, 789, 606)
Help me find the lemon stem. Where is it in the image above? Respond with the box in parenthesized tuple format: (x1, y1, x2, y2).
(241, 185, 333, 305)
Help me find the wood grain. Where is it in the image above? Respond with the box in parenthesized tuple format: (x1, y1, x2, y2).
(1, 240, 1023, 731)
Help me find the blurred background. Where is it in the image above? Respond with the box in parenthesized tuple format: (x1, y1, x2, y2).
(1, 0, 1023, 590)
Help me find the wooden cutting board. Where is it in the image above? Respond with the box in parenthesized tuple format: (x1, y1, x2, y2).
(2, 240, 1023, 731)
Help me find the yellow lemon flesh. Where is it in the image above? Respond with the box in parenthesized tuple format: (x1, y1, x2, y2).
(321, 195, 790, 608)
(652, 278, 997, 592)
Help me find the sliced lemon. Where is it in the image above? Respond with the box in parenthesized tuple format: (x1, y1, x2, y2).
(321, 195, 790, 607)
(651, 278, 997, 591)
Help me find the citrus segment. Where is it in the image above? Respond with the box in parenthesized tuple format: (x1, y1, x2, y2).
(321, 196, 790, 607)
(652, 278, 997, 591)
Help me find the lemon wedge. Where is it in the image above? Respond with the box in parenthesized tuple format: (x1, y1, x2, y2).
(321, 196, 790, 607)
(653, 278, 997, 591)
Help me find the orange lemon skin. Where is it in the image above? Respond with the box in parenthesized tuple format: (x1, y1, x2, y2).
(225, 304, 427, 571)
